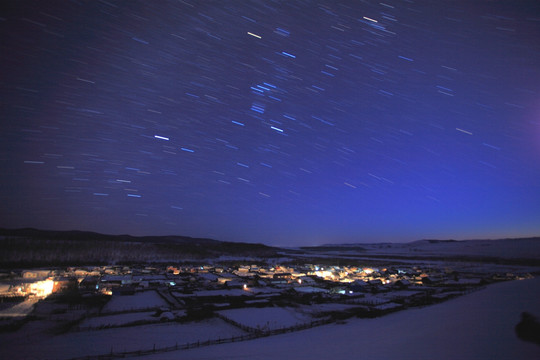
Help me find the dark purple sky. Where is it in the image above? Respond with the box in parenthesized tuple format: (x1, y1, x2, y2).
(1, 1, 539, 246)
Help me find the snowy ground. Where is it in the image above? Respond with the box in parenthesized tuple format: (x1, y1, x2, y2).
(101, 290, 169, 313)
(2, 317, 247, 360)
(218, 306, 313, 330)
(78, 311, 157, 329)
(0, 298, 38, 317)
(302, 238, 540, 260)
(297, 302, 360, 315)
(142, 277, 540, 360)
(383, 238, 540, 258)
(2, 278, 539, 359)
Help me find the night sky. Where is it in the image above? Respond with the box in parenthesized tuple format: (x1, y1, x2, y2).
(1, 1, 539, 246)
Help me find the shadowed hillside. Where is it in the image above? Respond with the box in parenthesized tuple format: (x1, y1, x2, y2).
(0, 228, 279, 268)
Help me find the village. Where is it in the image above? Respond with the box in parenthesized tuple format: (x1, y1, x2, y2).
(2, 261, 529, 319)
(0, 260, 535, 359)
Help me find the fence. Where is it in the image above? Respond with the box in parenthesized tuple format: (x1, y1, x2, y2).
(67, 317, 334, 360)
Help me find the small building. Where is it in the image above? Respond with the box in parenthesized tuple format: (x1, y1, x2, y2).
(52, 277, 76, 293)
(80, 276, 100, 292)
(225, 280, 246, 289)
(22, 270, 51, 279)
(217, 273, 237, 285)
(297, 276, 316, 285)
(293, 286, 328, 294)
(349, 280, 369, 293)
(394, 279, 411, 289)
(273, 273, 292, 280)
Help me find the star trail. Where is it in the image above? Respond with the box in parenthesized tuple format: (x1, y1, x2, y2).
(1, 1, 539, 246)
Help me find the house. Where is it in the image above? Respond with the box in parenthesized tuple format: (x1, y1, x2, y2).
(291, 271, 307, 278)
(293, 286, 328, 294)
(52, 277, 76, 293)
(0, 283, 11, 295)
(273, 273, 292, 280)
(197, 273, 220, 284)
(22, 270, 51, 279)
(269, 277, 288, 286)
(100, 274, 133, 292)
(349, 280, 369, 293)
(394, 279, 411, 289)
(217, 273, 237, 285)
(233, 266, 250, 276)
(225, 280, 246, 289)
(79, 276, 100, 292)
(132, 274, 168, 287)
(297, 276, 316, 286)
(167, 266, 181, 275)
(421, 276, 438, 285)
(73, 269, 89, 278)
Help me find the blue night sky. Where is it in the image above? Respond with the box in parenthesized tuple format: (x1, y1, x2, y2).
(1, 1, 539, 246)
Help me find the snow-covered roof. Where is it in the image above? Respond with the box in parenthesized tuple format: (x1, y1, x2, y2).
(373, 302, 402, 311)
(293, 286, 328, 294)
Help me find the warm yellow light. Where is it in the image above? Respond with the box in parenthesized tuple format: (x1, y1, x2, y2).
(29, 279, 54, 298)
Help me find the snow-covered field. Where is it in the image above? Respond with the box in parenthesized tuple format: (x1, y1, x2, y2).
(218, 306, 313, 330)
(78, 311, 157, 329)
(79, 310, 188, 329)
(101, 290, 169, 313)
(2, 277, 539, 359)
(0, 298, 38, 317)
(297, 302, 360, 315)
(398, 238, 540, 258)
(312, 238, 540, 259)
(2, 317, 247, 359)
(2, 237, 539, 360)
(142, 277, 540, 360)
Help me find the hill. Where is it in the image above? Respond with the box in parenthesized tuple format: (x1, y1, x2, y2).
(299, 237, 540, 265)
(0, 228, 279, 268)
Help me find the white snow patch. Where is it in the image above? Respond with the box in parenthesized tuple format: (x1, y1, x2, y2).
(218, 307, 313, 330)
